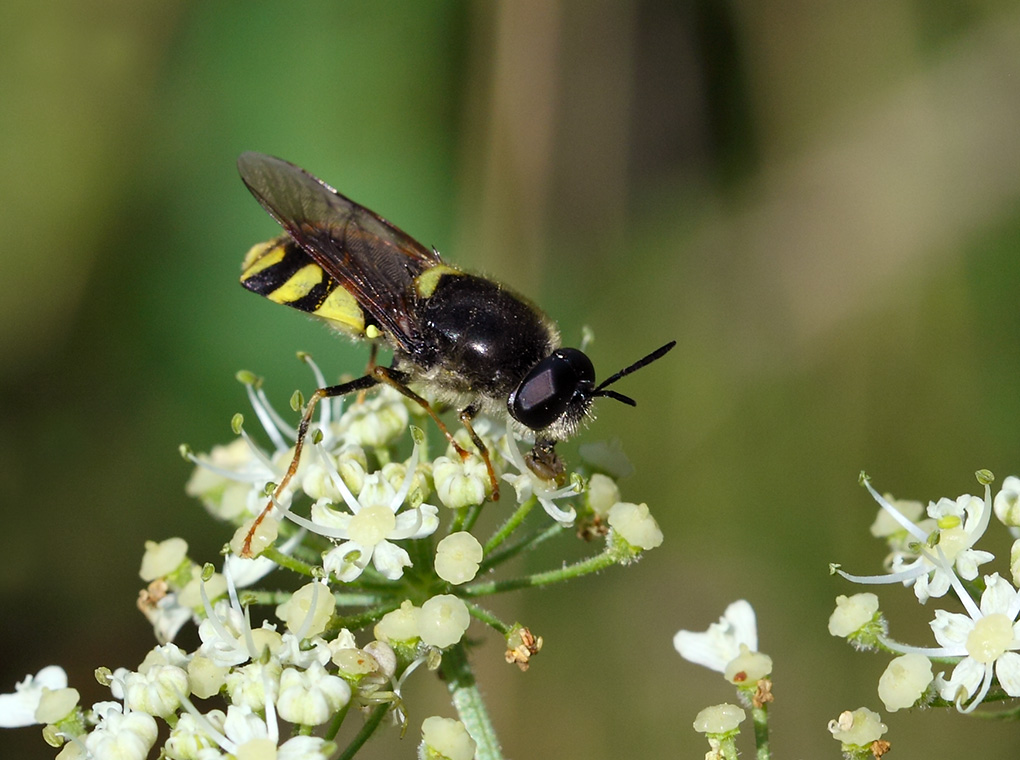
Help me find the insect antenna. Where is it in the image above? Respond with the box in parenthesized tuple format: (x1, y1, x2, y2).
(592, 340, 677, 404)
(594, 388, 637, 406)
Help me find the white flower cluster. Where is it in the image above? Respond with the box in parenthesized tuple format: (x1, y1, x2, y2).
(831, 472, 1020, 714)
(3, 360, 667, 758)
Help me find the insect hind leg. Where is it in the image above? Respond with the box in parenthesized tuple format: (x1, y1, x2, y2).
(241, 373, 379, 557)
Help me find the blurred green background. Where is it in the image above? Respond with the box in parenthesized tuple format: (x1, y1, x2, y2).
(4, 1, 1020, 757)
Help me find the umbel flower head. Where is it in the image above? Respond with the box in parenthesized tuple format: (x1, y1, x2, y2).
(832, 470, 1020, 715)
(837, 473, 993, 603)
(3, 356, 667, 760)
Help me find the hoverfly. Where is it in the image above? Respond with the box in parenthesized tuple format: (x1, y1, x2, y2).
(236, 152, 674, 555)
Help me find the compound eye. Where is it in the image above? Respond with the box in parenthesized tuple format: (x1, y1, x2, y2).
(509, 348, 595, 430)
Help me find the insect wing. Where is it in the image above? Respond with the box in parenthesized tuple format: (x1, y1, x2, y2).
(237, 152, 441, 353)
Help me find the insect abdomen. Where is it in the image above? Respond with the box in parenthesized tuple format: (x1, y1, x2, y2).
(240, 237, 365, 335)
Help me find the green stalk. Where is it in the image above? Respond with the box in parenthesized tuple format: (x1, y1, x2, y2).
(461, 549, 617, 597)
(336, 704, 388, 760)
(752, 703, 770, 760)
(484, 496, 536, 555)
(443, 643, 503, 760)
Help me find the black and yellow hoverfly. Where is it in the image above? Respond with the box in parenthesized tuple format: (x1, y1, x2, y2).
(236, 152, 673, 554)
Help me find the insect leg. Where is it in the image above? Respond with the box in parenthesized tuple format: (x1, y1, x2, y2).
(459, 404, 500, 501)
(371, 366, 467, 451)
(241, 373, 379, 557)
(371, 366, 500, 500)
(356, 343, 380, 405)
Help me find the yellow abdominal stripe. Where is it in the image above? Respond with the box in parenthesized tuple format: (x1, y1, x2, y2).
(315, 285, 365, 333)
(268, 263, 322, 303)
(240, 238, 365, 335)
(240, 239, 286, 276)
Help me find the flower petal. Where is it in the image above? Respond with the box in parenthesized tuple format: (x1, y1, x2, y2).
(980, 573, 1019, 617)
(929, 609, 972, 648)
(372, 541, 412, 580)
(993, 651, 1020, 697)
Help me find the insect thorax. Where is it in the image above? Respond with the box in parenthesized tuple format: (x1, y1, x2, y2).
(416, 273, 559, 401)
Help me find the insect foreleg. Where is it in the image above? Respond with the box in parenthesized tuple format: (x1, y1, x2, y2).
(459, 404, 500, 501)
(371, 367, 500, 500)
(241, 373, 380, 557)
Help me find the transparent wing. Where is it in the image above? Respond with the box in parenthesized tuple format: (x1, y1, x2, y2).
(237, 152, 441, 353)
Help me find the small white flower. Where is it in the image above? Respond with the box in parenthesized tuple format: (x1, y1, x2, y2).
(374, 600, 421, 644)
(585, 473, 620, 518)
(332, 648, 380, 679)
(994, 475, 1020, 528)
(165, 711, 222, 760)
(0, 666, 68, 728)
(434, 532, 483, 585)
(723, 645, 772, 685)
(296, 441, 438, 582)
(276, 632, 332, 669)
(419, 716, 476, 760)
(839, 478, 993, 603)
(828, 593, 879, 638)
(138, 590, 195, 645)
(607, 501, 663, 551)
(184, 439, 264, 521)
(206, 703, 276, 757)
(692, 703, 745, 734)
(276, 663, 351, 726)
(187, 700, 332, 760)
(35, 686, 80, 725)
(827, 707, 887, 747)
(878, 653, 933, 712)
(121, 663, 190, 719)
(674, 600, 758, 673)
(84, 704, 159, 760)
(176, 572, 227, 613)
(224, 660, 282, 712)
(418, 595, 471, 649)
(187, 655, 230, 700)
(139, 537, 189, 582)
(340, 386, 410, 447)
(276, 581, 335, 638)
(433, 455, 489, 509)
(277, 735, 333, 760)
(928, 573, 1020, 711)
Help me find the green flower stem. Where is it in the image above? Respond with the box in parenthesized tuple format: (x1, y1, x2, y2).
(448, 506, 470, 535)
(332, 600, 402, 633)
(336, 703, 389, 760)
(717, 736, 739, 760)
(464, 600, 511, 635)
(410, 535, 436, 580)
(444, 642, 503, 760)
(261, 545, 316, 576)
(479, 522, 564, 572)
(752, 703, 770, 760)
(324, 699, 352, 742)
(461, 549, 616, 598)
(240, 589, 387, 607)
(483, 496, 536, 555)
(462, 501, 485, 533)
